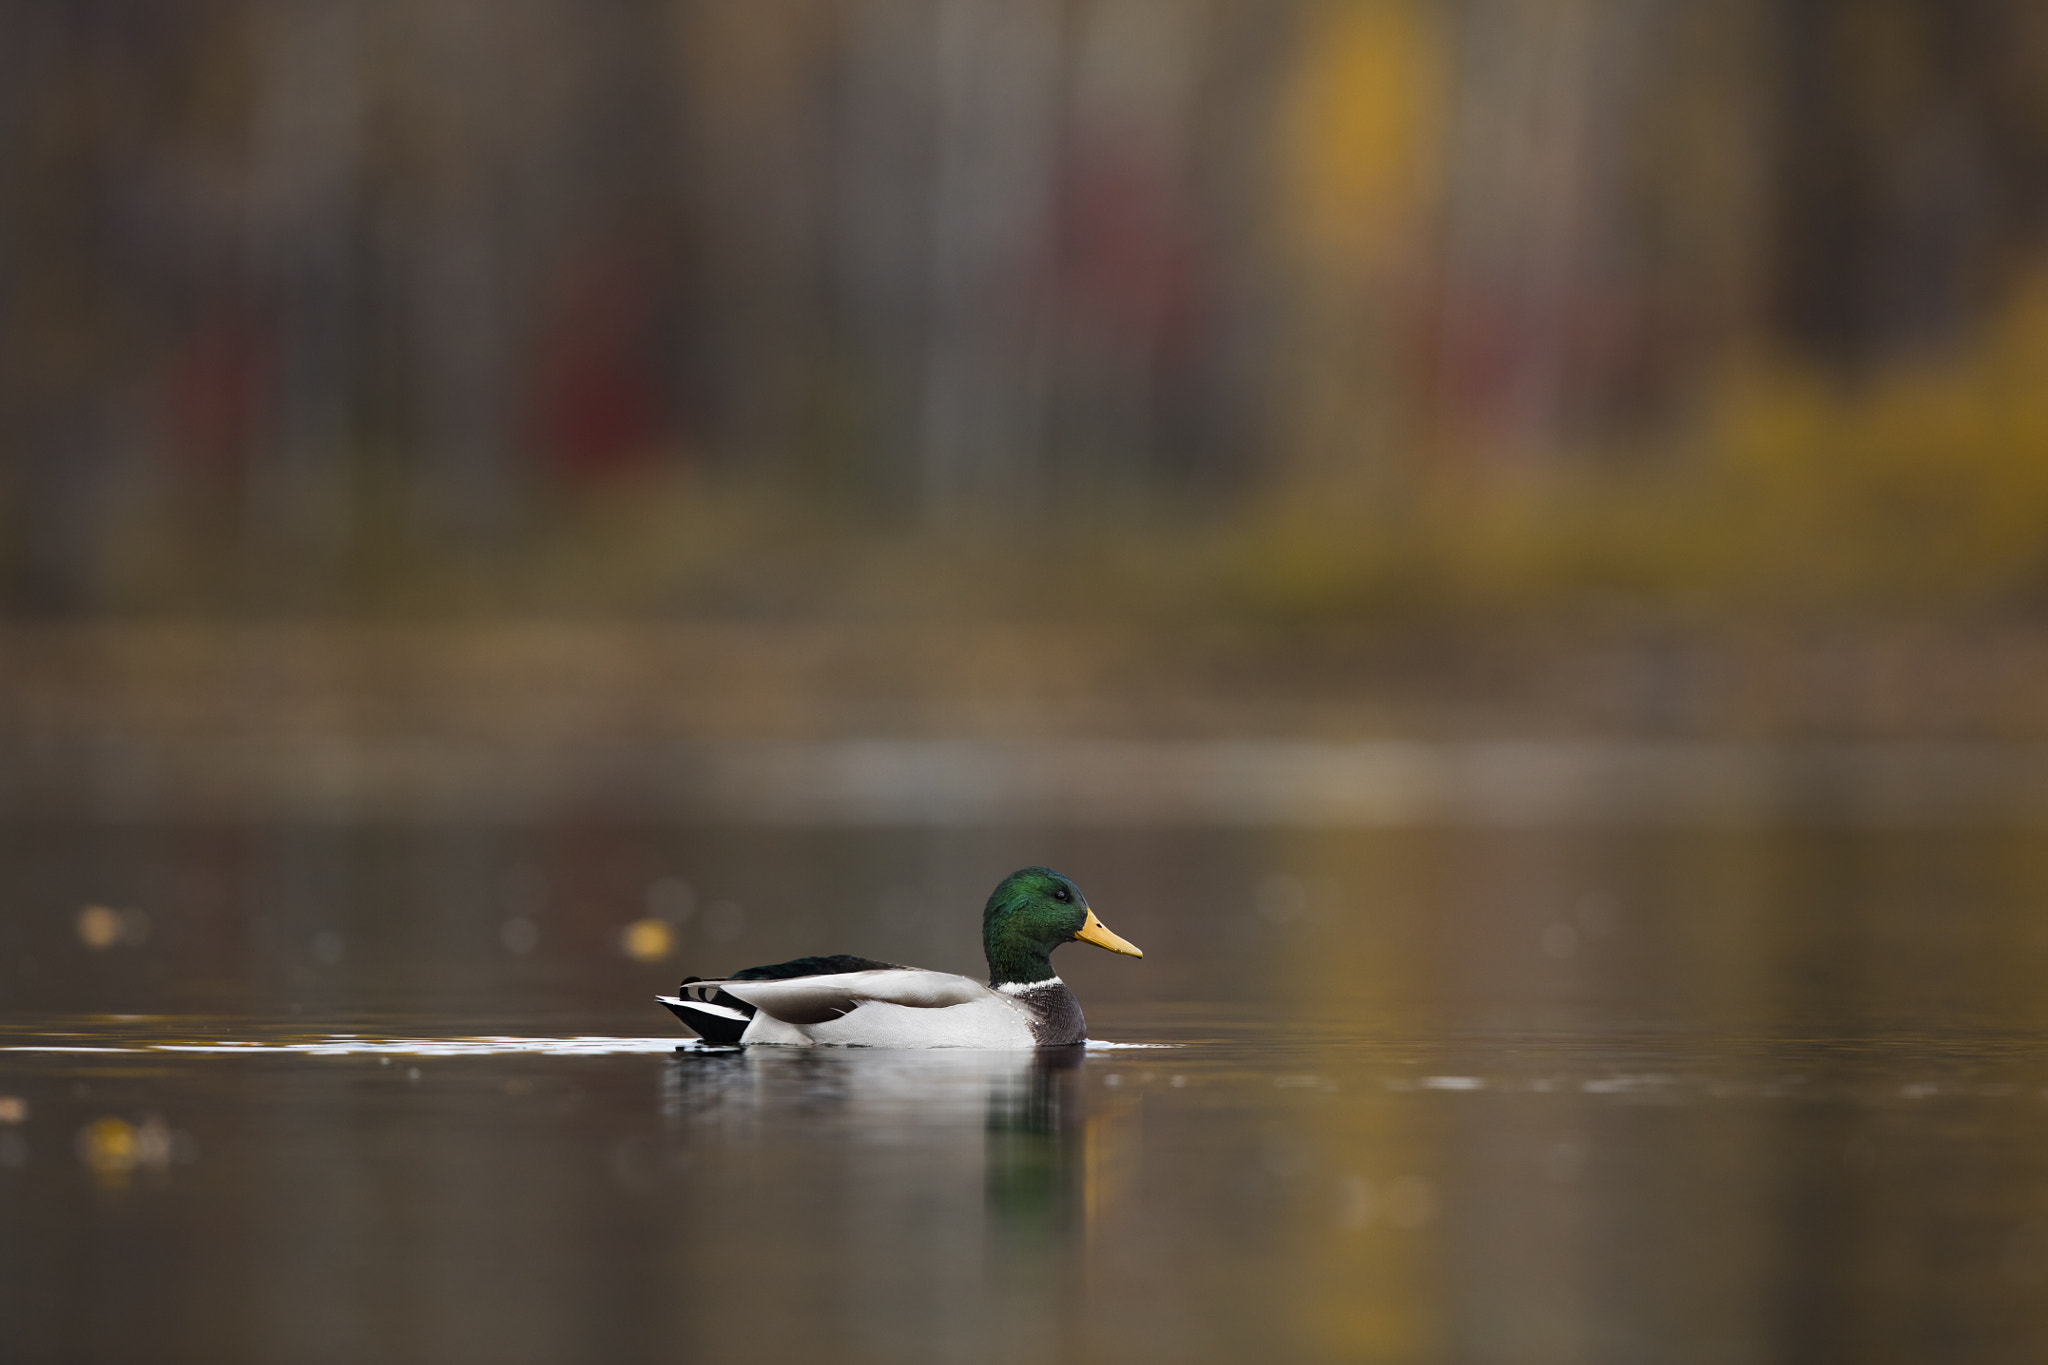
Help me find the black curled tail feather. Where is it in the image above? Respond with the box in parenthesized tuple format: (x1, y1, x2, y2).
(665, 976, 753, 1044)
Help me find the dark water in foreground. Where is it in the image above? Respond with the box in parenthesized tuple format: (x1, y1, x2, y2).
(8, 823, 2048, 1363)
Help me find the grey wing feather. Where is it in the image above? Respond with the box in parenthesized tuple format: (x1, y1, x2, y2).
(705, 969, 993, 1025)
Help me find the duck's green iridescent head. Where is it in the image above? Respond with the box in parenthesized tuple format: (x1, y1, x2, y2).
(982, 867, 1143, 987)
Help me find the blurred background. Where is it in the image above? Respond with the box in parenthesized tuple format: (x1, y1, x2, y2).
(2, 0, 2048, 839)
(4, 0, 2048, 623)
(14, 7, 2048, 1363)
(4, 0, 2048, 786)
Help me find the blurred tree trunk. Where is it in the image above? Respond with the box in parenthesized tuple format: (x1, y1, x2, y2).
(1768, 0, 2015, 366)
(245, 0, 362, 584)
(919, 0, 1062, 516)
(0, 6, 157, 613)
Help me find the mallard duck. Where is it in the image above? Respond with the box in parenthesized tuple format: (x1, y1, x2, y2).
(657, 867, 1142, 1048)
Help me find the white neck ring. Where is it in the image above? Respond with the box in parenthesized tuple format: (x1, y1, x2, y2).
(995, 976, 1063, 996)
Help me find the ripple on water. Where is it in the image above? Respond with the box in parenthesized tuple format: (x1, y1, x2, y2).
(0, 1033, 1180, 1057)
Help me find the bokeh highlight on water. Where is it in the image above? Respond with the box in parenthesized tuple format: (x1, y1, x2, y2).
(9, 818, 2048, 1364)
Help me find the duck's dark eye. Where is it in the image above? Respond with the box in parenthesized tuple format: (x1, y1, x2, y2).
(1053, 887, 1071, 902)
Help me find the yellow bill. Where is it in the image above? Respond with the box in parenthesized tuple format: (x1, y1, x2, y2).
(1075, 907, 1144, 957)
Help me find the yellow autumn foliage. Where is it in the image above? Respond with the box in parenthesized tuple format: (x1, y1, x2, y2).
(1226, 272, 2048, 616)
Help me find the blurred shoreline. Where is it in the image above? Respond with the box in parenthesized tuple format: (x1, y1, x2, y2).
(11, 618, 2048, 823)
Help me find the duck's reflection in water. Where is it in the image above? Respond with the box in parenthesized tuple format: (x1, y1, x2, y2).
(660, 1043, 1077, 1137)
(983, 1046, 1086, 1239)
(658, 1045, 1125, 1354)
(661, 1046, 1103, 1216)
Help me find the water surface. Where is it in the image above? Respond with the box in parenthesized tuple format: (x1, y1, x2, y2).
(6, 823, 2048, 1363)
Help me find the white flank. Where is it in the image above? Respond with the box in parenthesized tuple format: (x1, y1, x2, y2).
(740, 996, 1037, 1049)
